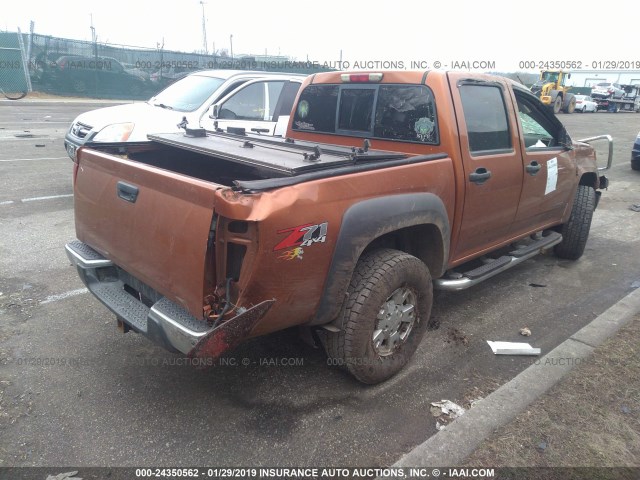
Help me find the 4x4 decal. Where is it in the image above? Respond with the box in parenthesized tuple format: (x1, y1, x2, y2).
(274, 222, 328, 255)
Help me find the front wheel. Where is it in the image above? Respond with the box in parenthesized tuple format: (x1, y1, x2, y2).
(553, 95, 563, 114)
(554, 185, 596, 260)
(324, 249, 433, 384)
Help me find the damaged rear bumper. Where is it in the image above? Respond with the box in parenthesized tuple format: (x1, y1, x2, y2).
(65, 240, 273, 359)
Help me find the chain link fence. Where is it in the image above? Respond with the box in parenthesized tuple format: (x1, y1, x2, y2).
(0, 31, 30, 99)
(0, 30, 329, 100)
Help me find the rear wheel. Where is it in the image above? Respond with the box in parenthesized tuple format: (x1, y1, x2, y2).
(631, 158, 640, 171)
(324, 248, 433, 384)
(553, 95, 562, 114)
(563, 95, 576, 114)
(554, 185, 596, 260)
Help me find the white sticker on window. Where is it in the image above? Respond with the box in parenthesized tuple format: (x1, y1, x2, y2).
(545, 157, 558, 195)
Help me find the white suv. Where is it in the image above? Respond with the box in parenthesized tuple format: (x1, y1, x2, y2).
(591, 82, 625, 99)
(64, 70, 306, 159)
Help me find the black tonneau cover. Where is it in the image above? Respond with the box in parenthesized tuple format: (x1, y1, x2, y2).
(147, 131, 407, 176)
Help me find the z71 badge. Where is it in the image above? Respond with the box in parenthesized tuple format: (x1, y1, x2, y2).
(274, 222, 328, 260)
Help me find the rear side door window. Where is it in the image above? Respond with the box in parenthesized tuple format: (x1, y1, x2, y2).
(458, 84, 512, 155)
(218, 82, 266, 121)
(265, 81, 285, 120)
(272, 81, 302, 120)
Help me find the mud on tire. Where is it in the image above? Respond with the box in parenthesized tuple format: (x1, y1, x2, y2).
(324, 248, 433, 384)
(554, 185, 596, 260)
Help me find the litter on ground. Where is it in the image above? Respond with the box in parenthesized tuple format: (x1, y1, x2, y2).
(487, 340, 541, 355)
(431, 400, 467, 430)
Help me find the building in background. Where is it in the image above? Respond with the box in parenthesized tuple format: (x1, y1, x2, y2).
(566, 70, 640, 87)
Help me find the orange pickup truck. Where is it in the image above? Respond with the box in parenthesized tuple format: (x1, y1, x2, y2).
(65, 70, 612, 384)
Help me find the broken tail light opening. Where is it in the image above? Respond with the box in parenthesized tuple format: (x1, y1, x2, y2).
(341, 73, 384, 83)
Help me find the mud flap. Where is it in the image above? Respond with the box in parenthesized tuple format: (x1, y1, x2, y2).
(188, 299, 275, 361)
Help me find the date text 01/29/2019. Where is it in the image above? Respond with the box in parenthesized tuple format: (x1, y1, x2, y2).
(132, 467, 497, 478)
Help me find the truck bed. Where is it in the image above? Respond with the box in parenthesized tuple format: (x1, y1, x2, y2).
(85, 130, 443, 193)
(147, 131, 404, 176)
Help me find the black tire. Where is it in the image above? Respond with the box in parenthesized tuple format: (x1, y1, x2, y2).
(554, 185, 596, 260)
(562, 95, 576, 114)
(0, 89, 27, 100)
(553, 95, 562, 114)
(632, 158, 640, 171)
(324, 248, 433, 384)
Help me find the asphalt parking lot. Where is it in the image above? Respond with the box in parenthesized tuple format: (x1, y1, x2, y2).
(1, 101, 639, 468)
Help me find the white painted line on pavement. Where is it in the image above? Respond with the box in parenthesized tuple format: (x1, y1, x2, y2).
(0, 157, 68, 162)
(21, 193, 73, 202)
(0, 136, 52, 140)
(40, 288, 88, 304)
(0, 200, 15, 205)
(0, 121, 71, 124)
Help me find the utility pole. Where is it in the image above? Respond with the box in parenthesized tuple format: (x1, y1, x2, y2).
(90, 14, 96, 43)
(230, 34, 234, 64)
(200, 1, 208, 54)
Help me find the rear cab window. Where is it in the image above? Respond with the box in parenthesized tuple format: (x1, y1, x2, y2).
(292, 83, 439, 144)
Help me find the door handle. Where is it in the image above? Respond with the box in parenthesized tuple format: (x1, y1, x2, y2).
(526, 161, 542, 175)
(469, 167, 492, 184)
(117, 181, 139, 203)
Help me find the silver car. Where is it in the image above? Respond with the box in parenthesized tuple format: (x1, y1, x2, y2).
(591, 82, 625, 99)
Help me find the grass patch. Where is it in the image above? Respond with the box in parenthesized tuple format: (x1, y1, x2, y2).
(465, 314, 640, 467)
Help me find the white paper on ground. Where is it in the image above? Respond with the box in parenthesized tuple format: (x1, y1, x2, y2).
(487, 340, 541, 356)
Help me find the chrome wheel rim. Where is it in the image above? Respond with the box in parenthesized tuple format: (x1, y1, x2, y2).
(372, 287, 417, 356)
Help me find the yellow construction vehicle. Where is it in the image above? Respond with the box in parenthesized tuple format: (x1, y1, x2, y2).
(530, 70, 576, 114)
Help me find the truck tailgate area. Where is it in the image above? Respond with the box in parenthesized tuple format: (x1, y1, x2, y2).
(73, 147, 219, 319)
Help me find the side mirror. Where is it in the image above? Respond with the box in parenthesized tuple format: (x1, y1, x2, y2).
(209, 104, 220, 119)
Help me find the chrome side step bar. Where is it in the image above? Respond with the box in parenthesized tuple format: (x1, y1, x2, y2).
(434, 232, 562, 291)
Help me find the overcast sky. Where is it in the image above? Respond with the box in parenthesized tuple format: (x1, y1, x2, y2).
(2, 0, 636, 71)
